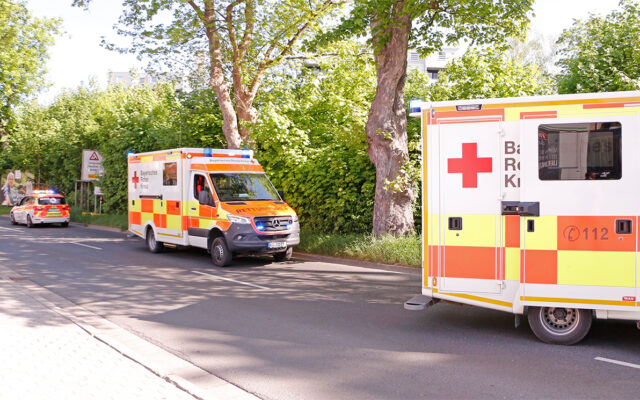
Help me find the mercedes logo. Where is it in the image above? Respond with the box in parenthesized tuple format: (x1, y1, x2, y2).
(272, 219, 281, 228)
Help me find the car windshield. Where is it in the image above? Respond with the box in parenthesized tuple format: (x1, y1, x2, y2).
(38, 197, 65, 205)
(209, 173, 280, 202)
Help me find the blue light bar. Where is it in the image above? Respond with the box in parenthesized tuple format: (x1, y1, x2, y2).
(203, 148, 213, 157)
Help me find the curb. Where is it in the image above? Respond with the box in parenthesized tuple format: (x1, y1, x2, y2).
(0, 266, 259, 400)
(294, 251, 421, 275)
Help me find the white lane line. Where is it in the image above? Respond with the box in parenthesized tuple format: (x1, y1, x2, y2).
(71, 242, 103, 250)
(192, 270, 270, 290)
(0, 226, 21, 232)
(595, 357, 640, 370)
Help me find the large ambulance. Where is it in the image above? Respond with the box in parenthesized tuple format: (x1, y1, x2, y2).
(128, 148, 300, 266)
(405, 91, 640, 344)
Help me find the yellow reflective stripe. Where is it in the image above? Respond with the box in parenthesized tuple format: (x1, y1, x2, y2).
(521, 296, 635, 307)
(524, 216, 557, 250)
(433, 288, 512, 308)
(557, 251, 636, 287)
(130, 229, 143, 236)
(158, 232, 182, 238)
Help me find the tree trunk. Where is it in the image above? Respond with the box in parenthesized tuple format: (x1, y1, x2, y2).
(235, 90, 258, 144)
(210, 64, 242, 149)
(366, 2, 415, 237)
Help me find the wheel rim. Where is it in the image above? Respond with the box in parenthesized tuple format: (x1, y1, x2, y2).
(538, 307, 580, 336)
(214, 244, 224, 262)
(148, 232, 156, 249)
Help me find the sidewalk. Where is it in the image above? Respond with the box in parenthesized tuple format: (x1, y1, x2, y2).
(0, 278, 197, 400)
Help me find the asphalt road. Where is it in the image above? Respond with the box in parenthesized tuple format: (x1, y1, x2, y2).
(1, 218, 639, 399)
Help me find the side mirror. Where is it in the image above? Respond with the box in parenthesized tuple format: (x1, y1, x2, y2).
(277, 190, 285, 200)
(199, 190, 215, 207)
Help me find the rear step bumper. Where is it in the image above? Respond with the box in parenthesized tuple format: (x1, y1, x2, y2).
(404, 294, 439, 311)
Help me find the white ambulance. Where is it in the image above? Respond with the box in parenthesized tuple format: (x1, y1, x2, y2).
(406, 91, 640, 344)
(127, 148, 300, 266)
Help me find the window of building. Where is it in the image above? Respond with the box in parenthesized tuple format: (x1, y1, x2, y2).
(538, 122, 622, 180)
(426, 68, 440, 80)
(438, 51, 446, 60)
(410, 52, 420, 62)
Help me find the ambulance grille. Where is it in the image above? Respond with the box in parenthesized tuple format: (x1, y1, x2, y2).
(254, 216, 293, 232)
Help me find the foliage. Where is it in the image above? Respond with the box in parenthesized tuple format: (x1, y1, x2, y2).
(317, 0, 534, 56)
(0, 205, 11, 215)
(7, 83, 224, 213)
(425, 47, 554, 101)
(298, 231, 422, 267)
(556, 0, 640, 94)
(73, 0, 343, 148)
(254, 41, 377, 233)
(0, 0, 59, 134)
(70, 207, 128, 231)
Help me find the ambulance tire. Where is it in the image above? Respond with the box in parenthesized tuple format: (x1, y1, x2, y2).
(146, 228, 164, 253)
(26, 215, 34, 228)
(9, 213, 17, 225)
(273, 246, 293, 262)
(527, 306, 592, 345)
(61, 222, 69, 228)
(211, 237, 232, 267)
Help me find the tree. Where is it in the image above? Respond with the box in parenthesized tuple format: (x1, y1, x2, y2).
(73, 0, 342, 149)
(556, 0, 640, 94)
(322, 0, 534, 236)
(426, 47, 554, 101)
(0, 0, 59, 139)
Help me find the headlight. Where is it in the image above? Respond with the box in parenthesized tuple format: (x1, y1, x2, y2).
(227, 214, 250, 224)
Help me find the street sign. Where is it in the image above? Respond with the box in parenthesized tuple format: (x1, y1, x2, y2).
(81, 150, 104, 181)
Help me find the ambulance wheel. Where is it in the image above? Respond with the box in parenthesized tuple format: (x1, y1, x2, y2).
(60, 222, 69, 228)
(26, 215, 34, 228)
(273, 246, 293, 262)
(211, 237, 232, 267)
(146, 228, 164, 253)
(528, 306, 592, 345)
(9, 213, 16, 225)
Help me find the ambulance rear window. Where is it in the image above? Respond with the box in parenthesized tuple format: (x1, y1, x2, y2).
(38, 197, 66, 205)
(538, 122, 621, 181)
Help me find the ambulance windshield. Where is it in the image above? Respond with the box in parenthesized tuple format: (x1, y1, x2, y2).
(209, 173, 280, 202)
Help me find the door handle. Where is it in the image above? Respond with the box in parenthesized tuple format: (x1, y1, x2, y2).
(190, 207, 197, 211)
(501, 201, 540, 216)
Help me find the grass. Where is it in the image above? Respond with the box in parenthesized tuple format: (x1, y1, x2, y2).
(70, 207, 128, 231)
(297, 231, 422, 268)
(0, 206, 11, 215)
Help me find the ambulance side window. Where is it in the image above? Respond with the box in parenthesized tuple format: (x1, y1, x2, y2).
(193, 174, 205, 199)
(163, 162, 177, 186)
(538, 122, 621, 180)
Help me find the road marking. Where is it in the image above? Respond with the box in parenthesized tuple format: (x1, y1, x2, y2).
(192, 270, 270, 290)
(0, 226, 21, 232)
(71, 242, 103, 250)
(595, 357, 640, 370)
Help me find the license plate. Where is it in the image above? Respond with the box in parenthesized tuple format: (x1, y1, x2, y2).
(268, 241, 287, 249)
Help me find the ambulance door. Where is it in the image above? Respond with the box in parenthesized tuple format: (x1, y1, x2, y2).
(520, 117, 636, 305)
(439, 120, 503, 294)
(187, 172, 214, 249)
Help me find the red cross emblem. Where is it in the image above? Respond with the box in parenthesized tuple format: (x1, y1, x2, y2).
(132, 171, 139, 189)
(448, 143, 492, 188)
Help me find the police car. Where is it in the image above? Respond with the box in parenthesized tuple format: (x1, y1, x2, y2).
(10, 190, 71, 228)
